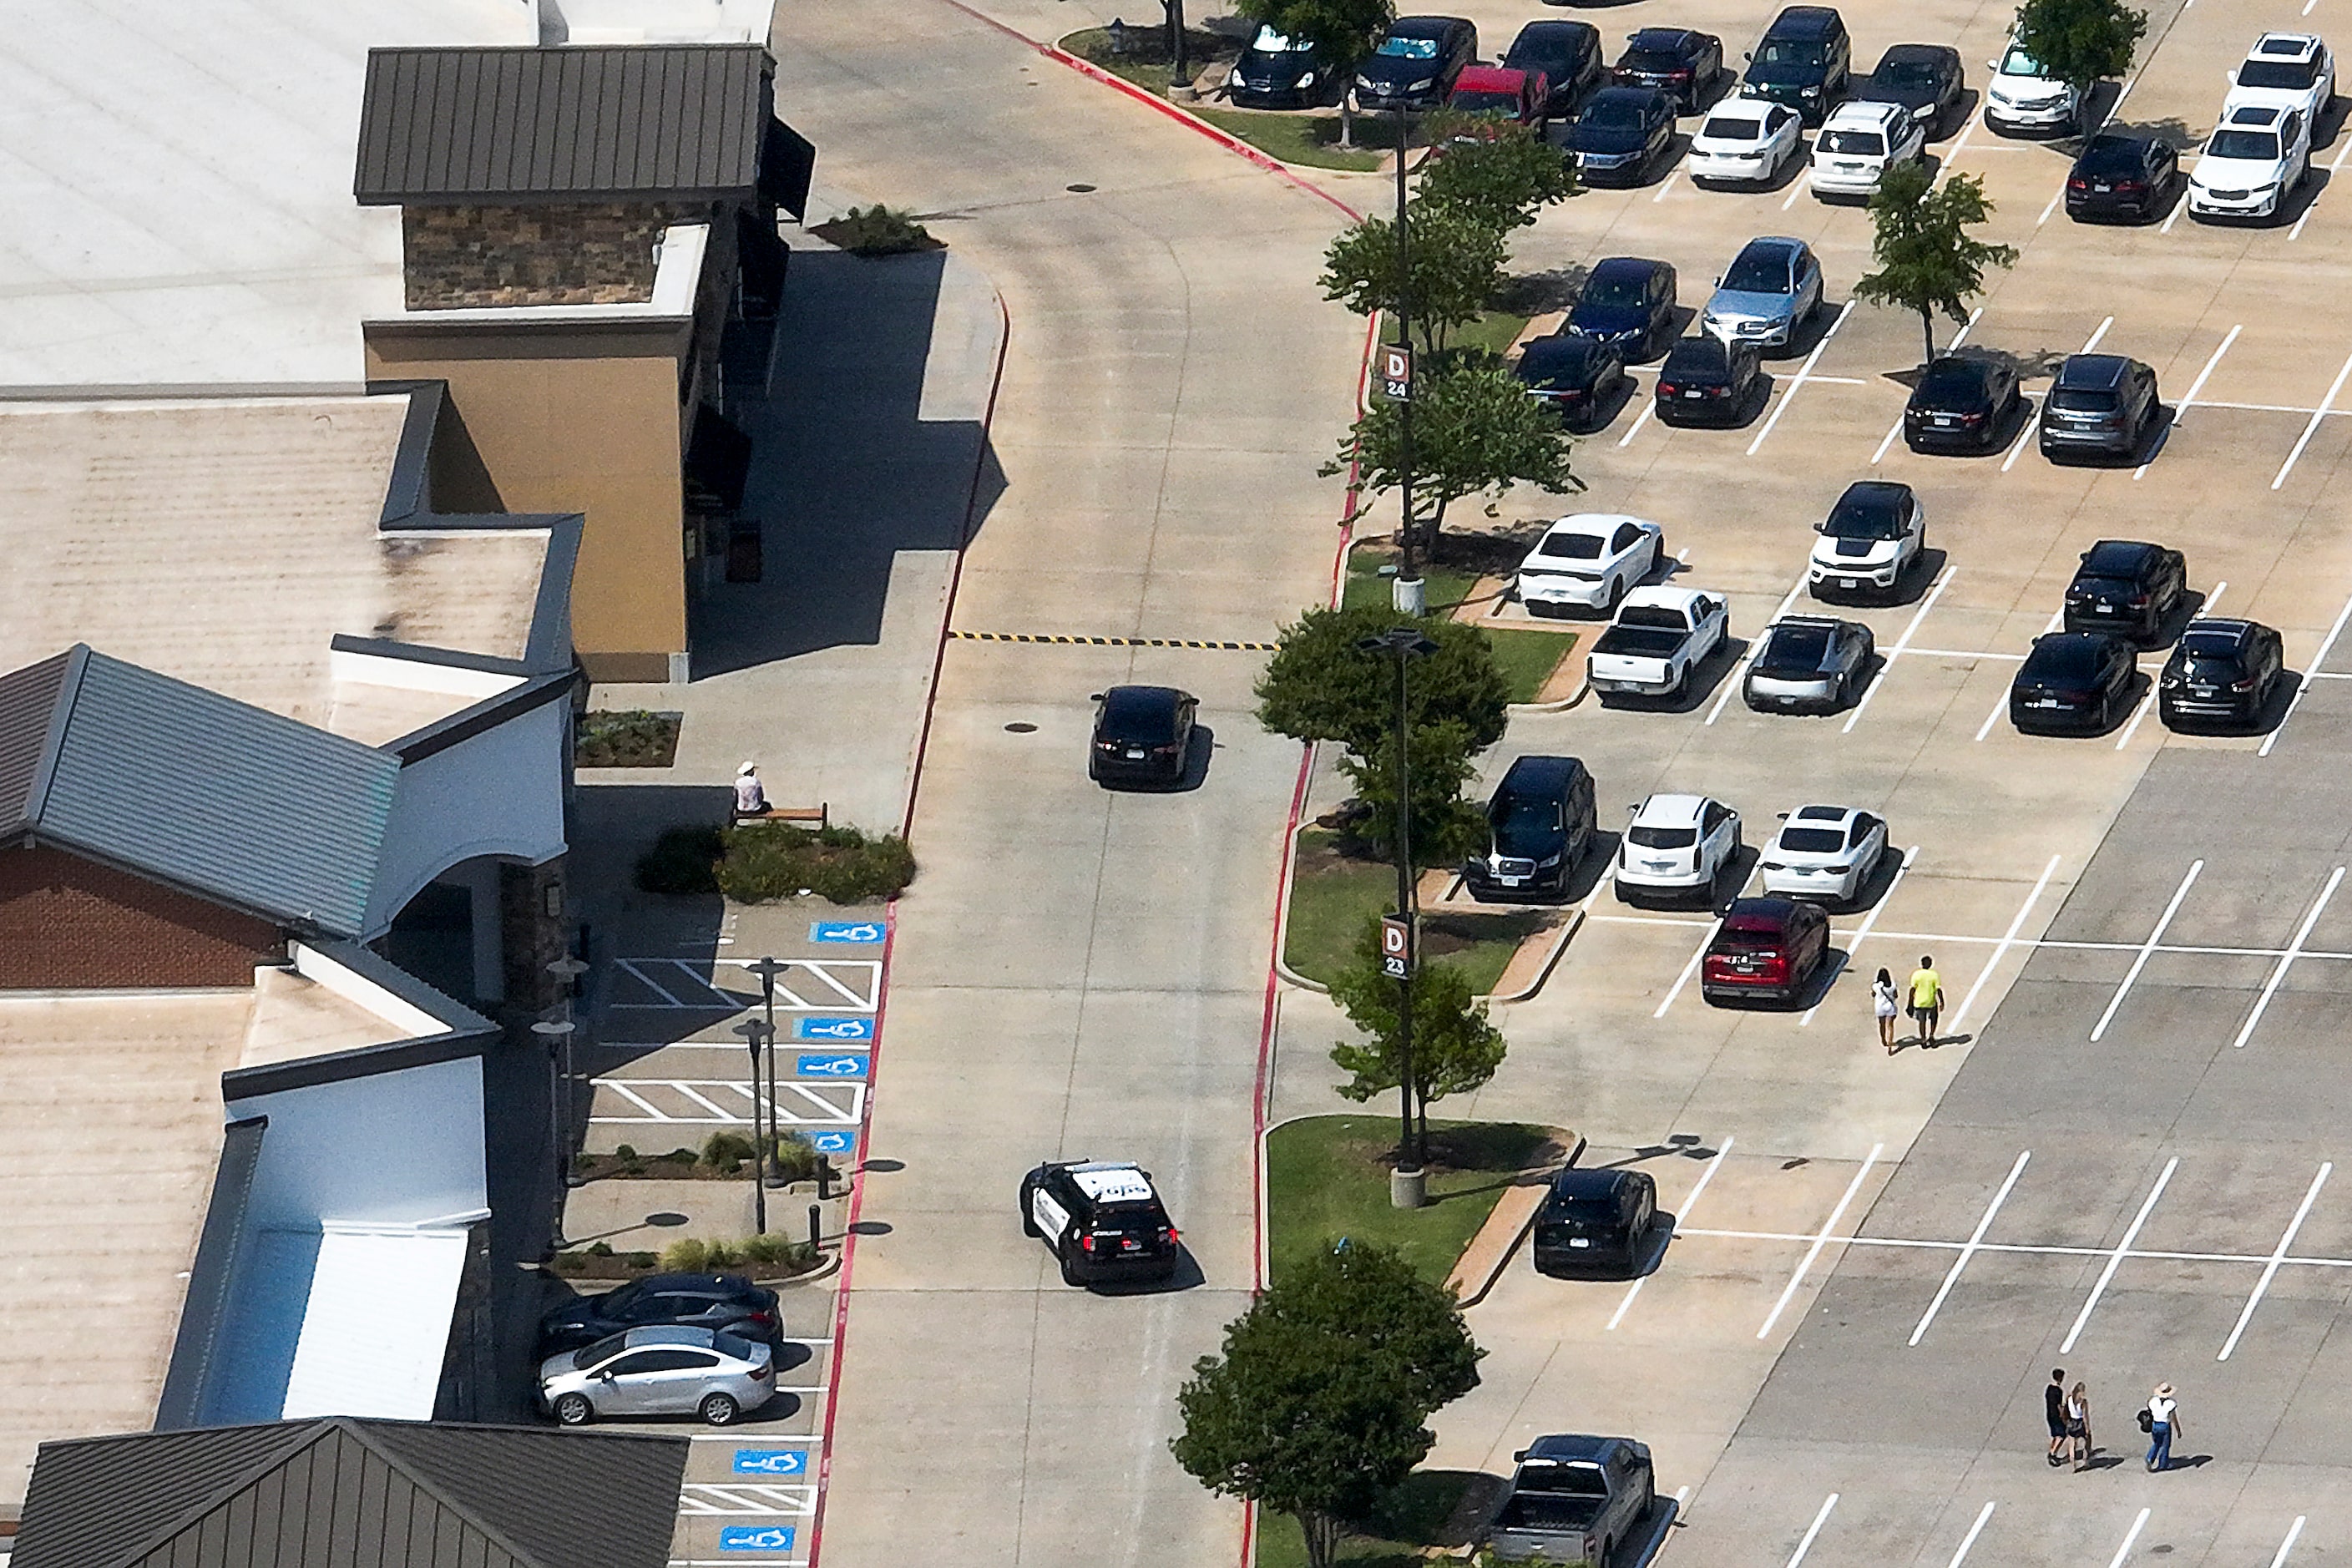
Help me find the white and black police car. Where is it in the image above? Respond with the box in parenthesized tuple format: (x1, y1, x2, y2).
(1018, 1159, 1182, 1287)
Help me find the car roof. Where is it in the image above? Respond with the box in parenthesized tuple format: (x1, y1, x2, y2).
(1790, 802, 1859, 824)
(2252, 32, 2323, 59)
(1546, 512, 1644, 537)
(1764, 7, 1844, 39)
(1722, 895, 1804, 926)
(2056, 353, 2131, 387)
(1525, 1434, 1615, 1463)
(1837, 478, 1912, 506)
(1060, 1161, 1159, 1202)
(1876, 43, 1954, 65)
(1588, 84, 1664, 109)
(1734, 235, 1806, 262)
(1922, 353, 1997, 378)
(1824, 98, 1908, 127)
(618, 1325, 722, 1347)
(1391, 15, 1466, 38)
(1547, 1166, 1630, 1200)
(629, 1272, 752, 1293)
(2081, 538, 2161, 569)
(2224, 102, 2289, 126)
(1635, 792, 1708, 824)
(1590, 255, 1668, 283)
(1512, 20, 1595, 45)
(1455, 65, 1528, 91)
(1771, 615, 1850, 636)
(1663, 336, 1732, 369)
(2031, 630, 2125, 655)
(1500, 754, 1589, 792)
(1628, 28, 1701, 49)
(2183, 615, 2254, 639)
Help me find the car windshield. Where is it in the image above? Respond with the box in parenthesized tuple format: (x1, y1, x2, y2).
(1819, 128, 1886, 154)
(1496, 797, 1563, 837)
(1098, 690, 1175, 742)
(1877, 58, 1943, 88)
(2000, 45, 2052, 78)
(1702, 115, 1764, 140)
(1452, 91, 1520, 112)
(2239, 58, 2318, 89)
(1515, 1462, 1610, 1496)
(2209, 128, 2283, 159)
(1916, 361, 1987, 400)
(1620, 50, 1684, 74)
(1541, 1190, 1619, 1218)
(1629, 824, 1697, 848)
(1539, 532, 1606, 559)
(1585, 96, 1645, 128)
(1722, 250, 1792, 292)
(1823, 488, 1907, 539)
(2179, 630, 2243, 658)
(573, 1333, 629, 1370)
(2081, 541, 2151, 573)
(1250, 25, 1301, 52)
(1756, 39, 1828, 67)
(1777, 827, 1847, 852)
(1378, 35, 1439, 58)
(1755, 625, 1832, 671)
(1581, 271, 1649, 306)
(2049, 387, 2118, 412)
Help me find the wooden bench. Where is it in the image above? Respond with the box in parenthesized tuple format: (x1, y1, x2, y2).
(734, 803, 828, 828)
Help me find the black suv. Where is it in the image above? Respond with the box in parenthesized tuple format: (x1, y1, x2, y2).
(2066, 133, 2179, 223)
(1355, 16, 1478, 111)
(1505, 20, 1605, 118)
(2011, 632, 2138, 735)
(1612, 28, 1724, 114)
(1464, 754, 1596, 902)
(2039, 353, 2161, 463)
(2160, 617, 2285, 729)
(539, 1272, 782, 1353)
(1740, 6, 1851, 124)
(2064, 539, 2187, 643)
(1904, 355, 2023, 453)
(1019, 1160, 1181, 1287)
(1531, 1168, 1657, 1277)
(1090, 685, 1196, 787)
(1655, 336, 1765, 426)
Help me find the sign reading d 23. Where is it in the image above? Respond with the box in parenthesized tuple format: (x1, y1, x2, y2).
(1380, 343, 1413, 402)
(1380, 914, 1413, 980)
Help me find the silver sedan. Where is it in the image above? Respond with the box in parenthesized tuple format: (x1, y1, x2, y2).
(539, 1324, 776, 1426)
(1743, 615, 1874, 713)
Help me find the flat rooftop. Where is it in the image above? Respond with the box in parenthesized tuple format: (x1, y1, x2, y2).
(0, 394, 554, 744)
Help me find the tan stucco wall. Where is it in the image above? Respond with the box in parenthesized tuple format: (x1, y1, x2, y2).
(364, 325, 687, 680)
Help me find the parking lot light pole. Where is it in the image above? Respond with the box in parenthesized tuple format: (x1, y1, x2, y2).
(530, 1018, 577, 1247)
(545, 954, 589, 1178)
(734, 1017, 771, 1234)
(1393, 99, 1424, 615)
(1358, 626, 1439, 1207)
(747, 957, 789, 1186)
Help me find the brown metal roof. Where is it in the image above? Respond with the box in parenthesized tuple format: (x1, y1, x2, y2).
(356, 44, 773, 205)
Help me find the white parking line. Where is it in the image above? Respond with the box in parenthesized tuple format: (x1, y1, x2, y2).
(2292, 130, 2352, 239)
(2217, 1163, 2332, 1360)
(2233, 867, 2343, 1048)
(1800, 846, 1918, 1025)
(1844, 569, 1954, 732)
(2270, 1517, 2308, 1568)
(1945, 1503, 1997, 1568)
(2271, 348, 2352, 488)
(2138, 325, 2242, 478)
(1951, 856, 2060, 1029)
(2162, 188, 2188, 233)
(2081, 316, 2113, 355)
(1653, 170, 1679, 202)
(1908, 1150, 2031, 1346)
(1607, 1136, 1732, 1330)
(2261, 592, 2352, 756)
(1870, 309, 1980, 463)
(1617, 396, 1657, 448)
(619, 959, 686, 1007)
(2058, 1159, 2177, 1353)
(1656, 915, 1722, 1018)
(1997, 404, 2039, 471)
(1758, 1144, 1882, 1338)
(2107, 1509, 2152, 1568)
(1748, 300, 1857, 456)
(1783, 179, 1807, 210)
(1786, 1495, 1839, 1568)
(2090, 861, 2203, 1041)
(1706, 573, 1810, 725)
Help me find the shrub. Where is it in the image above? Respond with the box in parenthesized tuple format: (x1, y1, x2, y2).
(771, 1131, 824, 1185)
(615, 1144, 638, 1161)
(743, 1234, 819, 1270)
(661, 1237, 711, 1272)
(636, 826, 723, 895)
(702, 1130, 757, 1173)
(575, 710, 680, 768)
(586, 1241, 614, 1257)
(819, 204, 938, 257)
(716, 822, 917, 904)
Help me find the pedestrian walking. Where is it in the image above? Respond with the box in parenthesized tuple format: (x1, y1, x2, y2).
(2066, 1380, 2092, 1471)
(2142, 1383, 2179, 1471)
(1909, 955, 1944, 1047)
(1873, 968, 1901, 1055)
(2045, 1368, 2069, 1467)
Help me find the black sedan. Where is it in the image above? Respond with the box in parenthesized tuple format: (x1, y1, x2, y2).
(1506, 20, 1605, 117)
(1564, 88, 1677, 184)
(1090, 685, 1197, 786)
(2063, 539, 2188, 644)
(1654, 336, 1765, 427)
(1613, 28, 1724, 114)
(1354, 15, 1477, 111)
(2066, 133, 2180, 223)
(1516, 334, 1634, 431)
(1565, 255, 1677, 359)
(1857, 44, 1964, 135)
(2010, 632, 2138, 735)
(2159, 617, 2285, 730)
(1226, 23, 1334, 108)
(1904, 355, 2024, 453)
(1531, 1167, 1657, 1277)
(539, 1272, 781, 1353)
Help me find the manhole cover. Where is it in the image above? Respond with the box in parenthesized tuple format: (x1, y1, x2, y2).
(1066, 183, 1097, 193)
(1004, 721, 1039, 733)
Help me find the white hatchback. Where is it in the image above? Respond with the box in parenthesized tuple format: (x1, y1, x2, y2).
(2189, 102, 2311, 220)
(1758, 804, 1888, 907)
(1516, 513, 1665, 617)
(1688, 104, 1804, 185)
(1808, 99, 1924, 197)
(1616, 793, 1741, 906)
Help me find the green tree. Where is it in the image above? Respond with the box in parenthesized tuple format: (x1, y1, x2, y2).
(1327, 354, 1584, 544)
(1852, 162, 2020, 366)
(1256, 604, 1510, 759)
(1338, 717, 1488, 867)
(1416, 122, 1580, 235)
(2011, 0, 2147, 100)
(1235, 0, 1395, 145)
(1171, 1243, 1482, 1568)
(1328, 920, 1508, 1139)
(1320, 205, 1508, 358)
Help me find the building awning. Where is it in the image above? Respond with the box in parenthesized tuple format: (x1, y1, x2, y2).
(278, 1226, 473, 1420)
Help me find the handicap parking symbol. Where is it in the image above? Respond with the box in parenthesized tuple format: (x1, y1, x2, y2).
(809, 920, 884, 944)
(797, 1053, 870, 1079)
(720, 1525, 797, 1552)
(806, 1129, 857, 1155)
(793, 1015, 873, 1041)
(731, 1447, 809, 1476)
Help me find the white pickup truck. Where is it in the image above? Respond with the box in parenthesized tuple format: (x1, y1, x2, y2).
(1586, 586, 1730, 702)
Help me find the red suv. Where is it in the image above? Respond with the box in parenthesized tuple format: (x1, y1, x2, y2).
(1446, 65, 1550, 129)
(1702, 897, 1830, 1005)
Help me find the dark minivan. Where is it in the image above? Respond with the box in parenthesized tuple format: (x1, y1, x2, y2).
(1740, 5, 1851, 124)
(1464, 754, 1597, 902)
(1532, 1168, 1657, 1277)
(1702, 896, 1831, 1005)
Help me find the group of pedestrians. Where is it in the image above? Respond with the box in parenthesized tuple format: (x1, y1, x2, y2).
(2043, 1368, 2185, 1473)
(1870, 956, 1944, 1055)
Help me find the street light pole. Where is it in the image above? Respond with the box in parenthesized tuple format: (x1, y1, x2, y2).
(733, 1017, 771, 1234)
(1358, 627, 1438, 1206)
(529, 1018, 577, 1248)
(1393, 99, 1423, 615)
(545, 956, 589, 1189)
(747, 957, 789, 1188)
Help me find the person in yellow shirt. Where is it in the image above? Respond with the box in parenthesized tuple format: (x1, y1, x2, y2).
(1908, 956, 1943, 1047)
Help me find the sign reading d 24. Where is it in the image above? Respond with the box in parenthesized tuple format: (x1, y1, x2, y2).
(1379, 915, 1413, 980)
(1380, 343, 1413, 402)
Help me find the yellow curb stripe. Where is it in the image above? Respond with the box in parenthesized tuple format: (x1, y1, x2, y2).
(949, 630, 1279, 651)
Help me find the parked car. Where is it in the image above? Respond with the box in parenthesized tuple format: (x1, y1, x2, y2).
(2039, 354, 2161, 463)
(1355, 16, 1477, 111)
(2066, 133, 2181, 223)
(2188, 102, 2310, 222)
(1702, 896, 1831, 1004)
(1737, 5, 1851, 125)
(1655, 336, 1766, 426)
(1856, 43, 1965, 135)
(2064, 539, 2188, 643)
(2159, 617, 2286, 729)
(1515, 334, 1635, 431)
(2226, 31, 2335, 123)
(1089, 685, 1196, 786)
(1019, 1159, 1182, 1287)
(1587, 585, 1729, 701)
(1463, 754, 1597, 901)
(1225, 23, 1336, 107)
(1687, 102, 1805, 185)
(1488, 1435, 1656, 1565)
(1616, 792, 1741, 905)
(2010, 632, 2139, 735)
(1613, 28, 1725, 114)
(1565, 256, 1679, 360)
(1564, 87, 1677, 184)
(1905, 355, 2025, 452)
(539, 1326, 775, 1427)
(1743, 615, 1874, 712)
(1700, 235, 1823, 351)
(1530, 1168, 1657, 1277)
(1808, 479, 1925, 598)
(1808, 98, 1925, 199)
(1758, 803, 1888, 904)
(1984, 37, 2081, 135)
(1516, 513, 1664, 617)
(1447, 64, 1549, 129)
(539, 1272, 781, 1354)
(1505, 20, 1606, 118)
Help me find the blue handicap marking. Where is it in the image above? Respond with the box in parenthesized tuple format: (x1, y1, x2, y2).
(720, 1525, 797, 1552)
(793, 1015, 874, 1041)
(731, 1447, 809, 1476)
(809, 920, 885, 944)
(797, 1053, 870, 1079)
(806, 1129, 857, 1155)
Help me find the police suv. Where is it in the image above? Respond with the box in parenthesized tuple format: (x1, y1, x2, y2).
(1018, 1160, 1182, 1287)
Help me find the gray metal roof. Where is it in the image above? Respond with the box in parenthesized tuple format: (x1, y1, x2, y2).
(356, 44, 773, 205)
(14, 1418, 690, 1568)
(0, 646, 397, 937)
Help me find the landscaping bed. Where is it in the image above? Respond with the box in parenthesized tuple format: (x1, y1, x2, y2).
(550, 1233, 822, 1282)
(574, 710, 680, 768)
(1266, 1115, 1559, 1288)
(574, 1132, 832, 1186)
(1339, 542, 1577, 705)
(1284, 827, 1546, 993)
(636, 822, 916, 903)
(1254, 1468, 1496, 1568)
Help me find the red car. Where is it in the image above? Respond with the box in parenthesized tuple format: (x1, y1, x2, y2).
(1702, 897, 1830, 1005)
(1446, 65, 1550, 129)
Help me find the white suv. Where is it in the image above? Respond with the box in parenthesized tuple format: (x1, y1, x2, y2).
(1616, 794, 1741, 907)
(1984, 39, 2080, 134)
(1808, 100, 1924, 198)
(1808, 480, 1925, 598)
(2226, 33, 2334, 123)
(2188, 103, 2311, 221)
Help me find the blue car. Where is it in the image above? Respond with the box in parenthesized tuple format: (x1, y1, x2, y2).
(1565, 256, 1678, 362)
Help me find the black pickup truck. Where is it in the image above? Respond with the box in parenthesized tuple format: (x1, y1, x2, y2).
(1487, 1434, 1656, 1565)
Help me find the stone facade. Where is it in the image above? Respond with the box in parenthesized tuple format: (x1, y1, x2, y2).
(0, 846, 282, 989)
(402, 204, 696, 310)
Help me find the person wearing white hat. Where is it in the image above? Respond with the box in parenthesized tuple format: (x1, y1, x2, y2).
(734, 761, 768, 817)
(2142, 1382, 2179, 1472)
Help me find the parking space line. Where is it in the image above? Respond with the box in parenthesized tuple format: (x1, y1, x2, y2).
(619, 959, 686, 1007)
(1908, 1151, 2031, 1346)
(1951, 856, 2060, 1029)
(1655, 917, 1722, 1018)
(1786, 1495, 1839, 1568)
(1607, 1136, 1732, 1331)
(1758, 1144, 1882, 1338)
(1783, 180, 1806, 211)
(1945, 1502, 1997, 1568)
(2081, 316, 2113, 355)
(2234, 868, 2343, 1049)
(2270, 1517, 2308, 1568)
(1748, 300, 1857, 456)
(1653, 170, 1678, 203)
(1616, 396, 1657, 448)
(2089, 860, 2203, 1041)
(2261, 593, 2352, 756)
(1906, 647, 2026, 661)
(2271, 348, 2352, 488)
(2137, 325, 2242, 478)
(1870, 309, 1981, 465)
(1844, 569, 1954, 732)
(2107, 1509, 2152, 1568)
(2058, 1159, 2177, 1353)
(1998, 407, 2038, 472)
(1706, 574, 1810, 724)
(1801, 846, 1917, 1024)
(2218, 1163, 2332, 1360)
(2293, 131, 2352, 239)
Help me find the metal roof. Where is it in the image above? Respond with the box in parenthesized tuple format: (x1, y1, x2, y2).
(356, 44, 774, 205)
(13, 1418, 690, 1568)
(0, 647, 398, 937)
